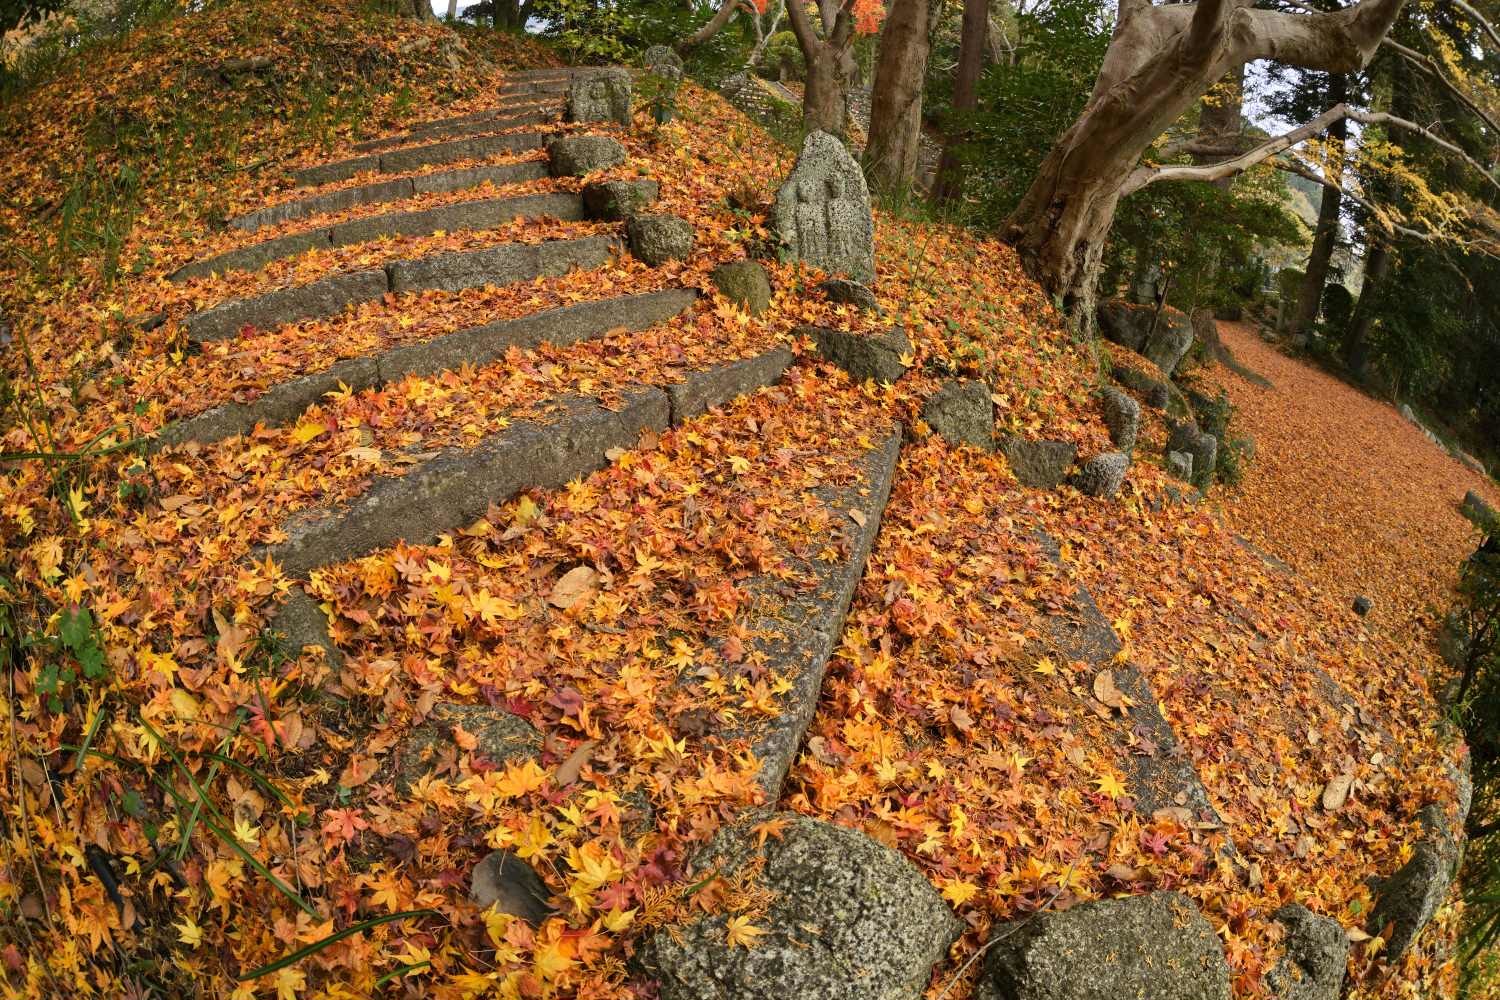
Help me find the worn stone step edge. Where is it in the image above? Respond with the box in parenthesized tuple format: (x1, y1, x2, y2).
(175, 190, 584, 281)
(292, 130, 547, 189)
(1034, 529, 1229, 832)
(267, 347, 796, 653)
(231, 159, 549, 234)
(184, 233, 619, 344)
(157, 288, 698, 449)
(737, 430, 903, 796)
(351, 103, 562, 153)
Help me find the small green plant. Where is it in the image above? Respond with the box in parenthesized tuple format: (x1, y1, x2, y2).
(36, 606, 108, 713)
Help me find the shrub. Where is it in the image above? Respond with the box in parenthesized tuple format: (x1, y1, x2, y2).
(763, 30, 803, 81)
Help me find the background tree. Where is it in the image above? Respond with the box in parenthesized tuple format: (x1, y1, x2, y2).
(865, 0, 933, 190)
(931, 0, 988, 201)
(782, 0, 884, 135)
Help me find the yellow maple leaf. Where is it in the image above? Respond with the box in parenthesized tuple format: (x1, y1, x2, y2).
(725, 913, 767, 949)
(290, 420, 327, 444)
(940, 879, 980, 907)
(175, 917, 203, 947)
(1094, 772, 1128, 800)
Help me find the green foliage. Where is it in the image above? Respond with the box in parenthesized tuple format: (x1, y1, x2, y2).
(35, 605, 109, 713)
(939, 0, 1108, 228)
(761, 30, 802, 81)
(1186, 385, 1254, 487)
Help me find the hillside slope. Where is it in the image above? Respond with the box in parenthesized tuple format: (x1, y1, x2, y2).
(0, 4, 1474, 998)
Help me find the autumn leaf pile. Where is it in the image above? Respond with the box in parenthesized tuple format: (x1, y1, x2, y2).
(0, 2, 1487, 997)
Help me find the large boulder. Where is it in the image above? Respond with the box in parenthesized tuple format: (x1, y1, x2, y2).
(1001, 437, 1077, 489)
(710, 259, 773, 316)
(626, 213, 696, 266)
(582, 178, 660, 220)
(807, 324, 911, 384)
(1098, 300, 1152, 353)
(923, 379, 993, 451)
(1265, 905, 1347, 1000)
(567, 67, 633, 124)
(1111, 363, 1169, 410)
(1168, 422, 1218, 490)
(1100, 386, 1140, 453)
(1144, 310, 1195, 375)
(772, 130, 875, 284)
(1072, 451, 1129, 498)
(548, 135, 627, 177)
(975, 891, 1230, 1000)
(645, 813, 960, 1000)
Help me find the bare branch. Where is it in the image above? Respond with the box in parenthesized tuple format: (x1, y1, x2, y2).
(1453, 0, 1500, 51)
(1122, 102, 1350, 196)
(1272, 155, 1436, 242)
(1384, 37, 1500, 136)
(1242, 0, 1406, 73)
(680, 0, 748, 49)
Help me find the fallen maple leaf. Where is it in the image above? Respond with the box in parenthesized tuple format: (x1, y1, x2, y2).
(724, 914, 767, 949)
(549, 566, 599, 610)
(1322, 773, 1354, 811)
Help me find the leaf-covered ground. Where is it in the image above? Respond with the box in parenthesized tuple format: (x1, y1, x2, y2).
(0, 3, 1482, 997)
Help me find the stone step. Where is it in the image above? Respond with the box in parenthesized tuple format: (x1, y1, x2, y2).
(184, 233, 617, 343)
(230, 159, 549, 234)
(264, 346, 793, 580)
(157, 288, 698, 448)
(175, 190, 584, 281)
(737, 430, 902, 795)
(292, 130, 547, 188)
(351, 102, 562, 153)
(1033, 530, 1228, 830)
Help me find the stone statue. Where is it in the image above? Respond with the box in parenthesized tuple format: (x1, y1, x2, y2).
(641, 45, 683, 123)
(568, 68, 633, 125)
(772, 131, 874, 284)
(643, 44, 684, 79)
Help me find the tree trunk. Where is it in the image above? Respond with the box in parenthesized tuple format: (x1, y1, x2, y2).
(1343, 238, 1391, 377)
(681, 0, 742, 49)
(865, 0, 932, 191)
(1194, 66, 1244, 189)
(803, 47, 851, 136)
(445, 0, 457, 19)
(1289, 74, 1349, 342)
(932, 0, 988, 202)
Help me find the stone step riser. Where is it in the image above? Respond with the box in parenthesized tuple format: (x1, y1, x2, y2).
(264, 346, 794, 578)
(230, 160, 549, 233)
(184, 234, 618, 343)
(175, 190, 584, 281)
(351, 104, 562, 153)
(292, 131, 546, 188)
(156, 288, 698, 449)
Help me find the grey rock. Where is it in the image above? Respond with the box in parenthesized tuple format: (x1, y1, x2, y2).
(818, 277, 878, 312)
(582, 178, 660, 220)
(975, 890, 1230, 1000)
(396, 702, 540, 792)
(548, 134, 627, 177)
(1369, 837, 1457, 960)
(292, 153, 381, 188)
(626, 213, 696, 266)
(1266, 905, 1347, 1000)
(1168, 422, 1218, 490)
(1112, 363, 1170, 410)
(471, 849, 552, 926)
(1144, 310, 1195, 375)
(807, 324, 911, 384)
(1072, 451, 1129, 498)
(1100, 386, 1140, 453)
(646, 813, 960, 1000)
(772, 130, 875, 284)
(173, 229, 332, 281)
(1440, 610, 1472, 672)
(185, 269, 388, 343)
(1459, 451, 1487, 475)
(568, 67, 633, 124)
(667, 348, 793, 424)
(1097, 299, 1152, 353)
(231, 177, 415, 232)
(1353, 595, 1373, 616)
(1000, 437, 1076, 489)
(1166, 450, 1194, 482)
(1458, 488, 1494, 527)
(263, 389, 670, 577)
(643, 44, 684, 77)
(267, 587, 343, 668)
(709, 259, 773, 316)
(1400, 403, 1418, 422)
(923, 379, 993, 451)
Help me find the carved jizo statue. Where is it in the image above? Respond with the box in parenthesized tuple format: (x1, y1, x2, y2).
(772, 131, 874, 285)
(568, 68, 633, 126)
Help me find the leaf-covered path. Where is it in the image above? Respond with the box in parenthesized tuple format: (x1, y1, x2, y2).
(1208, 321, 1496, 631)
